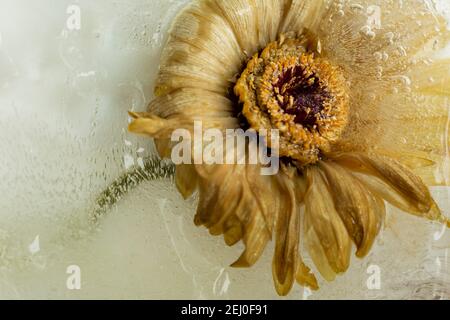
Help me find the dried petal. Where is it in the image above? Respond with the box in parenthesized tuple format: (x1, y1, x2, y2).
(304, 166, 352, 277)
(156, 0, 244, 95)
(128, 89, 240, 139)
(296, 259, 319, 291)
(280, 0, 328, 34)
(154, 139, 172, 159)
(212, 0, 282, 56)
(192, 162, 277, 268)
(223, 215, 243, 246)
(333, 152, 444, 222)
(319, 161, 384, 257)
(175, 164, 198, 199)
(272, 170, 300, 296)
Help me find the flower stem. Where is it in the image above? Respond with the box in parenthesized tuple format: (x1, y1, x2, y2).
(91, 157, 175, 223)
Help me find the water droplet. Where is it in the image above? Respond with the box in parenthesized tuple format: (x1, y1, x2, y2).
(137, 157, 145, 170)
(213, 268, 231, 297)
(29, 235, 40, 255)
(373, 52, 383, 60)
(360, 25, 376, 39)
(392, 75, 412, 86)
(385, 32, 395, 45)
(123, 154, 135, 169)
(397, 46, 407, 57)
(350, 4, 364, 11)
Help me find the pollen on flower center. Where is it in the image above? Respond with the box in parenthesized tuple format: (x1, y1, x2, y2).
(274, 64, 332, 127)
(235, 36, 349, 165)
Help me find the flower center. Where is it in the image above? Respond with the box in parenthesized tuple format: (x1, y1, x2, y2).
(274, 64, 331, 128)
(235, 36, 349, 165)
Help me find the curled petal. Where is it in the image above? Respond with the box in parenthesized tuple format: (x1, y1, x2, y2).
(231, 204, 270, 268)
(287, 170, 319, 289)
(154, 139, 172, 159)
(128, 112, 237, 139)
(296, 259, 319, 291)
(332, 152, 446, 223)
(149, 88, 236, 119)
(223, 215, 243, 246)
(128, 112, 192, 139)
(127, 89, 240, 139)
(272, 170, 300, 296)
(319, 161, 384, 258)
(212, 0, 282, 56)
(195, 165, 246, 232)
(175, 164, 198, 199)
(156, 0, 244, 95)
(371, 149, 448, 187)
(193, 162, 278, 269)
(245, 163, 278, 236)
(305, 222, 337, 282)
(195, 176, 221, 227)
(304, 166, 352, 278)
(231, 167, 278, 267)
(212, 0, 257, 54)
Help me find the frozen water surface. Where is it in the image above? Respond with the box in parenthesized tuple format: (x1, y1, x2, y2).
(0, 0, 449, 299)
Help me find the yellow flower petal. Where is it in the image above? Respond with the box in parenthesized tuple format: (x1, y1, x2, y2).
(253, 0, 284, 47)
(319, 161, 384, 258)
(128, 89, 240, 139)
(175, 164, 198, 199)
(305, 224, 337, 282)
(333, 91, 449, 186)
(128, 112, 190, 139)
(156, 0, 244, 95)
(192, 162, 278, 268)
(296, 259, 319, 291)
(271, 167, 318, 295)
(230, 208, 271, 268)
(212, 0, 260, 55)
(304, 166, 352, 277)
(223, 215, 243, 246)
(411, 59, 450, 96)
(272, 170, 300, 296)
(317, 0, 449, 77)
(212, 0, 285, 56)
(279, 0, 327, 34)
(149, 88, 237, 120)
(333, 152, 447, 224)
(373, 149, 449, 187)
(154, 138, 172, 159)
(315, 1, 449, 166)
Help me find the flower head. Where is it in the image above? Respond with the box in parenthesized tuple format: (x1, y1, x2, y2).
(235, 35, 349, 165)
(129, 0, 450, 295)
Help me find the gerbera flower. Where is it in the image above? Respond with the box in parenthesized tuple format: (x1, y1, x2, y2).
(128, 0, 450, 295)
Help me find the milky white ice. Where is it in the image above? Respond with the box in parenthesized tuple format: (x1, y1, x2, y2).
(0, 0, 449, 299)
